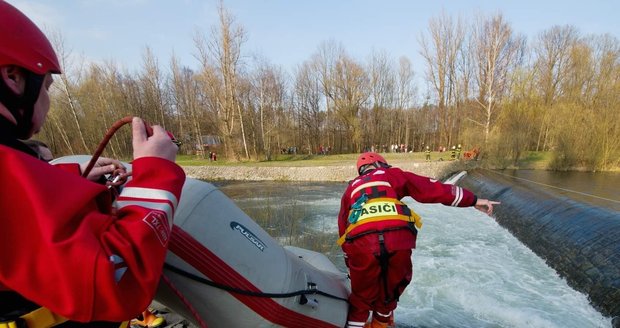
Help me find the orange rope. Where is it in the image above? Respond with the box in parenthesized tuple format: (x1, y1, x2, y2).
(81, 116, 182, 178)
(82, 116, 134, 178)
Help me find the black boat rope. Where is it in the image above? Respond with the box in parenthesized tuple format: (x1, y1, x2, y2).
(163, 263, 349, 303)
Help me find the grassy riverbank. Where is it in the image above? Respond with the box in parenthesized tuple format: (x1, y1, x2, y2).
(177, 150, 619, 182)
(177, 152, 477, 182)
(177, 151, 467, 167)
(177, 151, 618, 172)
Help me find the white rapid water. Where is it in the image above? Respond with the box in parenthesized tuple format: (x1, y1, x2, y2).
(218, 181, 612, 328)
(394, 198, 610, 328)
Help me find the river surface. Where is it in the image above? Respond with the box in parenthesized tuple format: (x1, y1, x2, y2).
(490, 170, 620, 211)
(214, 171, 614, 328)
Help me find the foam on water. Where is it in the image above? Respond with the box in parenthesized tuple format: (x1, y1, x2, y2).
(398, 197, 611, 328)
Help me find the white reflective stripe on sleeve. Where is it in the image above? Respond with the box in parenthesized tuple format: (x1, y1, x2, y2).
(346, 321, 365, 328)
(350, 181, 392, 199)
(375, 310, 392, 318)
(119, 187, 178, 210)
(116, 200, 174, 228)
(451, 186, 463, 206)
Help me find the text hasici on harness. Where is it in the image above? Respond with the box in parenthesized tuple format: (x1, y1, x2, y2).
(348, 193, 369, 224)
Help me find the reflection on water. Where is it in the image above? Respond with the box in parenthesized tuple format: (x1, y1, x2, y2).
(495, 170, 620, 211)
(215, 180, 347, 268)
(214, 179, 612, 327)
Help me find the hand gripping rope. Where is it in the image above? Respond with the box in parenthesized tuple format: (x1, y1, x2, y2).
(81, 116, 181, 179)
(81, 117, 210, 327)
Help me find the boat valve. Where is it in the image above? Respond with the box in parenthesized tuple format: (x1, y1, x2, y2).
(299, 282, 319, 309)
(299, 294, 318, 309)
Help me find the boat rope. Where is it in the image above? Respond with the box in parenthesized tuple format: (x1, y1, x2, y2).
(81, 116, 180, 178)
(481, 168, 620, 204)
(81, 116, 135, 178)
(163, 263, 349, 302)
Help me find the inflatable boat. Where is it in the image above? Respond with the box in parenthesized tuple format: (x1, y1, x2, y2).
(52, 156, 350, 328)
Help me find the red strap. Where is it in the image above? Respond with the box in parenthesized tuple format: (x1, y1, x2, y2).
(169, 226, 338, 328)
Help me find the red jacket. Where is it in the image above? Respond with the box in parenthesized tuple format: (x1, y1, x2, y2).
(338, 167, 477, 254)
(0, 145, 185, 322)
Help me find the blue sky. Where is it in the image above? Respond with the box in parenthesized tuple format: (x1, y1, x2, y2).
(7, 0, 620, 79)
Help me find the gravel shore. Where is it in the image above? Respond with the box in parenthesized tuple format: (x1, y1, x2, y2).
(181, 160, 477, 182)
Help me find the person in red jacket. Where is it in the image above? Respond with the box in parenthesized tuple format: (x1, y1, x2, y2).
(338, 152, 499, 328)
(0, 2, 185, 327)
(22, 140, 167, 328)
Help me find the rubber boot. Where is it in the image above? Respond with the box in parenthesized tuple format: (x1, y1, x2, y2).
(131, 309, 166, 328)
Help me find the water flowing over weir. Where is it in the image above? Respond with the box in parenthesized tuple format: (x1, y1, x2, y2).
(457, 169, 620, 322)
(218, 180, 612, 327)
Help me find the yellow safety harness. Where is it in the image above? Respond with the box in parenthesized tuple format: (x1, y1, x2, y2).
(337, 197, 423, 245)
(0, 307, 67, 328)
(0, 307, 129, 328)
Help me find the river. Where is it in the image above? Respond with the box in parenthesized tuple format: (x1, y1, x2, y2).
(215, 170, 615, 328)
(486, 170, 620, 212)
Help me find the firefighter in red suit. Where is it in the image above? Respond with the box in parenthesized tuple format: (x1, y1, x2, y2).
(338, 152, 499, 328)
(0, 2, 185, 327)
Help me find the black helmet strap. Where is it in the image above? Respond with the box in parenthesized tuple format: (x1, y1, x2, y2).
(358, 161, 391, 175)
(0, 69, 45, 139)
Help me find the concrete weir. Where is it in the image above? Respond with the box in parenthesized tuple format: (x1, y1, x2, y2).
(458, 169, 620, 322)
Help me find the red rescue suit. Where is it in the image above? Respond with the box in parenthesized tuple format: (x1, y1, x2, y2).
(338, 167, 477, 327)
(0, 143, 185, 324)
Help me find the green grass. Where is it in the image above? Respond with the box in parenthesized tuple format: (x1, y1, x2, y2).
(177, 150, 619, 172)
(176, 153, 358, 167)
(516, 151, 554, 169)
(177, 151, 455, 167)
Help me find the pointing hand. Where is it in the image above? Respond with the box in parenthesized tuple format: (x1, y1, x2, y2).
(475, 199, 501, 216)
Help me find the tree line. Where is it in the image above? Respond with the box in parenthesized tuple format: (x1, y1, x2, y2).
(39, 6, 620, 171)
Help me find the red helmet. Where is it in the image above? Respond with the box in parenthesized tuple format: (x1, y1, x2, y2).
(356, 152, 388, 175)
(0, 1, 61, 74)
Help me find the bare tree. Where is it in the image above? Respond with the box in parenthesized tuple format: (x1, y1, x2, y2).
(419, 11, 466, 147)
(43, 100, 73, 154)
(367, 50, 396, 148)
(140, 47, 167, 128)
(194, 2, 247, 159)
(588, 35, 620, 169)
(293, 61, 324, 154)
(170, 55, 205, 157)
(250, 60, 286, 160)
(332, 55, 370, 152)
(49, 30, 89, 153)
(533, 25, 579, 151)
(396, 56, 417, 149)
(471, 13, 524, 145)
(311, 40, 345, 150)
(79, 63, 121, 159)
